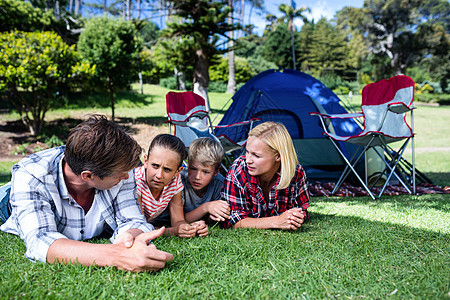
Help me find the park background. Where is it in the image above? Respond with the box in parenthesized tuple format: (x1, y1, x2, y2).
(0, 0, 449, 298)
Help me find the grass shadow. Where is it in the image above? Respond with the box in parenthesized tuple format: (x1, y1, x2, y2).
(424, 172, 450, 187)
(0, 171, 12, 184)
(310, 193, 450, 213)
(116, 116, 167, 128)
(65, 89, 154, 109)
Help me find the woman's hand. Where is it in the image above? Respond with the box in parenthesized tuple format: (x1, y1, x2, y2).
(207, 200, 231, 222)
(277, 208, 305, 230)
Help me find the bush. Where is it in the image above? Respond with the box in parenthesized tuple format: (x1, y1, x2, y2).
(0, 30, 94, 135)
(159, 77, 192, 91)
(414, 93, 450, 105)
(208, 81, 227, 93)
(159, 77, 177, 90)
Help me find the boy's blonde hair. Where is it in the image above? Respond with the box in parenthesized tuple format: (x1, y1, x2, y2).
(248, 121, 298, 189)
(188, 137, 224, 170)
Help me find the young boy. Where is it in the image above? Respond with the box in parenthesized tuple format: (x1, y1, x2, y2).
(155, 137, 230, 224)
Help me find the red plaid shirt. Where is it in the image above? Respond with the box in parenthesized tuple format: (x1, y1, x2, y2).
(221, 156, 309, 228)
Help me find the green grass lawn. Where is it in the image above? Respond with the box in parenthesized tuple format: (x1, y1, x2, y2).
(0, 194, 448, 298)
(0, 85, 449, 298)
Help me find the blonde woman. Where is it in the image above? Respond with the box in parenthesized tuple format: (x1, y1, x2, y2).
(221, 122, 309, 229)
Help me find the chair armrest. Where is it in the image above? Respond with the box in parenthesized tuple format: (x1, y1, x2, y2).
(213, 118, 260, 129)
(310, 112, 363, 119)
(388, 103, 415, 114)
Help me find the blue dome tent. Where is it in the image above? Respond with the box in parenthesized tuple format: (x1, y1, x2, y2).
(214, 69, 362, 180)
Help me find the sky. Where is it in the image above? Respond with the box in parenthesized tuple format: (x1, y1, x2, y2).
(250, 0, 365, 35)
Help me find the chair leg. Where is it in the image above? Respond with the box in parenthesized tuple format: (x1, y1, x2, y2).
(328, 139, 376, 200)
(374, 138, 413, 197)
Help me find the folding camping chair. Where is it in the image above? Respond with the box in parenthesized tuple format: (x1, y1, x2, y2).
(166, 91, 259, 165)
(311, 75, 416, 199)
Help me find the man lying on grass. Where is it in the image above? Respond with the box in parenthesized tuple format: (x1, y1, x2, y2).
(221, 122, 310, 229)
(0, 115, 173, 272)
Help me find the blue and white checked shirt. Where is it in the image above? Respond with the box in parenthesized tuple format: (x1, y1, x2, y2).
(0, 146, 154, 262)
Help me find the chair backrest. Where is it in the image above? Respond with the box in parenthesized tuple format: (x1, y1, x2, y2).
(361, 75, 414, 138)
(166, 91, 214, 147)
(166, 91, 209, 125)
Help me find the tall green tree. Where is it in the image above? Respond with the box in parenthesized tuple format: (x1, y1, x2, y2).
(163, 0, 239, 111)
(0, 31, 94, 135)
(278, 1, 310, 70)
(262, 24, 294, 69)
(298, 18, 350, 78)
(77, 16, 143, 121)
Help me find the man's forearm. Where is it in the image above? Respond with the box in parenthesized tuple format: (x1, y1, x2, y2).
(47, 238, 120, 266)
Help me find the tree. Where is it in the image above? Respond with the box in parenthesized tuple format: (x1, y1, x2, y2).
(209, 55, 254, 84)
(0, 0, 55, 32)
(77, 16, 143, 121)
(163, 0, 239, 111)
(262, 24, 294, 69)
(278, 1, 310, 70)
(297, 18, 350, 78)
(335, 0, 449, 83)
(0, 31, 94, 135)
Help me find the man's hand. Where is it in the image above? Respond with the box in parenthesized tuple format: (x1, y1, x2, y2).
(114, 227, 174, 272)
(207, 200, 231, 222)
(276, 208, 305, 230)
(192, 220, 209, 237)
(114, 228, 144, 248)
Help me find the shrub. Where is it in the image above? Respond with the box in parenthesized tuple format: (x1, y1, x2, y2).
(0, 30, 94, 135)
(208, 81, 227, 93)
(159, 77, 177, 90)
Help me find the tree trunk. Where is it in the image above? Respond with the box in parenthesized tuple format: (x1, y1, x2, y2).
(137, 0, 141, 19)
(54, 0, 60, 20)
(193, 49, 210, 112)
(239, 0, 245, 38)
(290, 30, 296, 70)
(179, 70, 186, 91)
(109, 81, 115, 121)
(139, 72, 143, 94)
(226, 0, 236, 94)
(74, 0, 80, 16)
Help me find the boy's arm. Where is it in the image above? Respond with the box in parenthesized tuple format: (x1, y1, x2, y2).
(184, 203, 209, 223)
(185, 200, 230, 223)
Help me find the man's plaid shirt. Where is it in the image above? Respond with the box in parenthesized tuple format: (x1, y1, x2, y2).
(0, 146, 153, 262)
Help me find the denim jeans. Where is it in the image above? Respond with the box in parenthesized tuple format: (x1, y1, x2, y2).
(0, 182, 11, 223)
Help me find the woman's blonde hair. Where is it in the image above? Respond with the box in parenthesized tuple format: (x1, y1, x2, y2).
(248, 121, 298, 189)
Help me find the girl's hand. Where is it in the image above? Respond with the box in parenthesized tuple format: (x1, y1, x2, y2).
(192, 220, 209, 237)
(207, 200, 231, 222)
(176, 223, 197, 238)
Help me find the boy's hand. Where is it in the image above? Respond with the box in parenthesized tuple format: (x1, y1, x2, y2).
(175, 223, 197, 238)
(208, 200, 231, 222)
(192, 220, 209, 237)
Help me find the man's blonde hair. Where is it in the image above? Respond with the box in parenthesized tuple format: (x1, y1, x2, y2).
(188, 137, 224, 170)
(248, 121, 298, 189)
